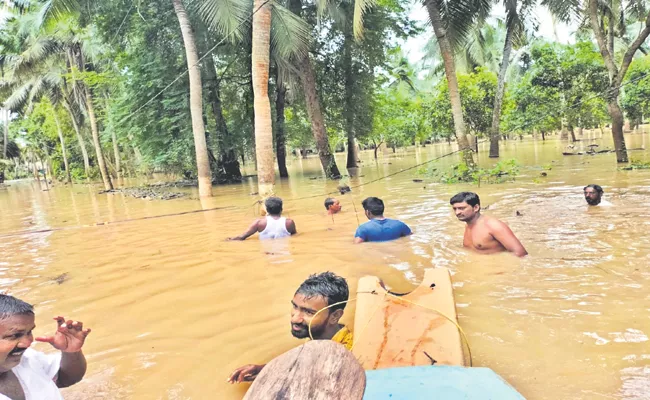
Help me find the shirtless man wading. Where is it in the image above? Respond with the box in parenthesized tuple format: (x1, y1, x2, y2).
(450, 192, 528, 258)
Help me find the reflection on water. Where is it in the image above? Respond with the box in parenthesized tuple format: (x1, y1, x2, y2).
(1, 130, 650, 399)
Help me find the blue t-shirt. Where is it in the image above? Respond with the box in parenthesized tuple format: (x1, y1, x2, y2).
(354, 218, 412, 242)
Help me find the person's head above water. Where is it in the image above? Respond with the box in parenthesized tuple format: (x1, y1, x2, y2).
(584, 184, 603, 206)
(291, 272, 349, 340)
(361, 197, 384, 220)
(265, 197, 283, 216)
(324, 198, 341, 214)
(0, 294, 35, 373)
(450, 192, 481, 223)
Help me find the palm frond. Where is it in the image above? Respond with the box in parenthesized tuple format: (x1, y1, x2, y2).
(540, 0, 582, 23)
(197, 0, 251, 42)
(271, 3, 311, 61)
(353, 0, 376, 39)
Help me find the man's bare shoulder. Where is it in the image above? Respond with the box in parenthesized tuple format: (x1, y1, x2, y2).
(483, 215, 510, 230)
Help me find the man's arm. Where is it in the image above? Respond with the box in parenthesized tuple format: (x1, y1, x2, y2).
(489, 220, 528, 257)
(228, 364, 265, 383)
(57, 351, 87, 388)
(228, 219, 262, 241)
(286, 219, 297, 235)
(401, 222, 412, 237)
(353, 226, 365, 244)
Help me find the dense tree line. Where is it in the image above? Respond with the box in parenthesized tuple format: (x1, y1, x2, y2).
(0, 0, 649, 195)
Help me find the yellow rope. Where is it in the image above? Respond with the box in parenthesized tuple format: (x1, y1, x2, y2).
(306, 290, 473, 367)
(382, 292, 473, 367)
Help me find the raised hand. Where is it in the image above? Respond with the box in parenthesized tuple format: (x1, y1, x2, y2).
(35, 316, 91, 353)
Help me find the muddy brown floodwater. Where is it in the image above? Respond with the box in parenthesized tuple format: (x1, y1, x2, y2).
(1, 129, 650, 399)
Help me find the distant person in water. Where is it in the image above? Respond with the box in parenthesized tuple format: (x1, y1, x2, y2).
(354, 197, 412, 244)
(227, 272, 353, 383)
(324, 197, 342, 215)
(584, 184, 612, 206)
(450, 192, 527, 258)
(228, 197, 297, 240)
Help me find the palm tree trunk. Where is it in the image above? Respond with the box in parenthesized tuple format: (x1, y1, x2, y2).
(297, 55, 342, 178)
(489, 15, 515, 158)
(53, 112, 72, 184)
(251, 0, 275, 197)
(289, 0, 341, 179)
(343, 13, 358, 169)
(111, 130, 120, 178)
(63, 101, 91, 178)
(275, 67, 289, 178)
(425, 0, 474, 167)
(84, 87, 113, 190)
(172, 0, 213, 197)
(104, 98, 121, 178)
(2, 109, 8, 158)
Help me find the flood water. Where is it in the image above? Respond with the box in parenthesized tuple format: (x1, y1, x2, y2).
(2, 129, 650, 399)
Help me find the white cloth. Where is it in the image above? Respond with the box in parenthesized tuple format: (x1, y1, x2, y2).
(259, 216, 290, 240)
(0, 348, 63, 400)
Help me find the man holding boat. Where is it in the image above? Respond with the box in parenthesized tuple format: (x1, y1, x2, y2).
(450, 192, 528, 258)
(227, 272, 352, 384)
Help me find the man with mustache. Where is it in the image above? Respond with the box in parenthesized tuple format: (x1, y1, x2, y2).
(0, 294, 91, 400)
(584, 184, 612, 206)
(228, 272, 352, 384)
(450, 192, 528, 258)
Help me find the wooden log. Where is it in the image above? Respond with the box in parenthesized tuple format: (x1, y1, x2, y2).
(244, 340, 366, 400)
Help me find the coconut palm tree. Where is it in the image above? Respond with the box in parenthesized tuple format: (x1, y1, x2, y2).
(171, 0, 213, 197)
(198, 0, 313, 192)
(489, 0, 535, 158)
(542, 0, 650, 163)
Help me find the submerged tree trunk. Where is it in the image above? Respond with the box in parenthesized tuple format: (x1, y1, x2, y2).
(111, 130, 120, 179)
(201, 31, 241, 181)
(425, 0, 474, 167)
(489, 12, 516, 158)
(586, 0, 650, 163)
(289, 0, 341, 179)
(53, 112, 72, 184)
(85, 87, 113, 190)
(2, 109, 8, 158)
(297, 55, 342, 179)
(63, 101, 91, 178)
(541, 131, 546, 141)
(275, 67, 289, 178)
(607, 99, 628, 162)
(172, 0, 213, 196)
(343, 11, 357, 168)
(569, 125, 577, 142)
(251, 0, 275, 197)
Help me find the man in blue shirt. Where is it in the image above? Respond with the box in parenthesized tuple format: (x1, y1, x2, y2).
(354, 197, 412, 243)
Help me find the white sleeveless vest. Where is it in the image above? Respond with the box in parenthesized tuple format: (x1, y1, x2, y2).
(259, 216, 291, 240)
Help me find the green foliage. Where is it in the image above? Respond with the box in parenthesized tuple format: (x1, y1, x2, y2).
(429, 67, 497, 138)
(502, 41, 609, 135)
(620, 159, 650, 171)
(622, 56, 650, 127)
(422, 158, 520, 184)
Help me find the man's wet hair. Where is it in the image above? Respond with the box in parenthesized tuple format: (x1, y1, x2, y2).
(0, 294, 34, 321)
(450, 192, 481, 207)
(584, 184, 603, 194)
(324, 198, 335, 210)
(265, 197, 283, 215)
(295, 272, 349, 312)
(362, 197, 384, 216)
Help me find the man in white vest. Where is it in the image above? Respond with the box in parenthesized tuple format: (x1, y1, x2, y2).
(228, 197, 297, 240)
